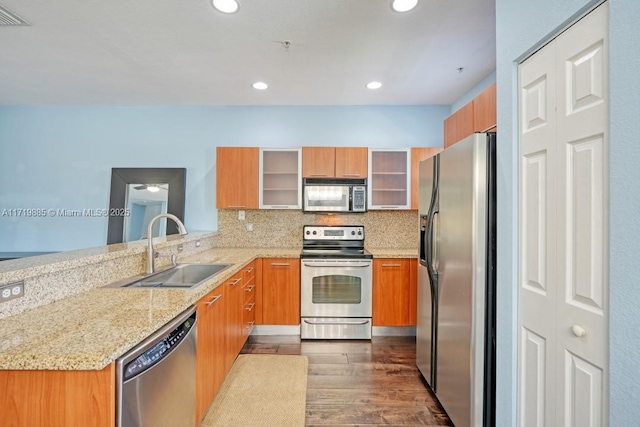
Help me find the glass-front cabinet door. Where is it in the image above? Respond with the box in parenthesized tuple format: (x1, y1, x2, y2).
(368, 148, 411, 210)
(259, 148, 302, 209)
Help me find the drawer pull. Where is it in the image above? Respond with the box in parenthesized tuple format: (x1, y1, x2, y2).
(270, 262, 290, 266)
(245, 285, 255, 292)
(245, 267, 254, 273)
(227, 206, 246, 208)
(206, 295, 221, 306)
(341, 173, 361, 177)
(309, 174, 328, 177)
(229, 278, 242, 286)
(245, 321, 255, 330)
(379, 206, 400, 209)
(245, 303, 256, 312)
(381, 263, 402, 267)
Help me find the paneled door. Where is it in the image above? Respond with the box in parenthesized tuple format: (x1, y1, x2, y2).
(518, 3, 608, 426)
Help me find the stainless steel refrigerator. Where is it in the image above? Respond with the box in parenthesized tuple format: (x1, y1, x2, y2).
(417, 132, 496, 427)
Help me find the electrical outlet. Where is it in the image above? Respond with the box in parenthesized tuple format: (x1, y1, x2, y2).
(195, 239, 201, 248)
(177, 244, 184, 253)
(0, 281, 24, 303)
(246, 223, 254, 232)
(238, 210, 245, 221)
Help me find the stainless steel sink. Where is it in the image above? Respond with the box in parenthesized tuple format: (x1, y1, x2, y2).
(122, 263, 232, 289)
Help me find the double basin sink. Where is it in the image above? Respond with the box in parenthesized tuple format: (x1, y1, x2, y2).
(111, 263, 232, 289)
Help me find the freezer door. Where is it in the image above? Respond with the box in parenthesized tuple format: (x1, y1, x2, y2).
(416, 263, 434, 388)
(436, 133, 489, 427)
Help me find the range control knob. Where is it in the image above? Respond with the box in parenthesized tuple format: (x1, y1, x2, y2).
(351, 231, 356, 235)
(312, 231, 317, 235)
(305, 230, 310, 235)
(357, 230, 362, 235)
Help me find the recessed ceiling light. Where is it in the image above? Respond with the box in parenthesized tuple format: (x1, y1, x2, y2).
(366, 81, 383, 90)
(252, 82, 268, 90)
(146, 185, 160, 193)
(212, 0, 239, 14)
(391, 0, 418, 13)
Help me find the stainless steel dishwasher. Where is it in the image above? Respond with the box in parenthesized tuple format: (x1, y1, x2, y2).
(116, 306, 197, 427)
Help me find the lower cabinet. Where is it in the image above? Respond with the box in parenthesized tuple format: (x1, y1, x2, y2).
(196, 285, 226, 424)
(261, 258, 300, 325)
(224, 272, 245, 372)
(372, 258, 416, 326)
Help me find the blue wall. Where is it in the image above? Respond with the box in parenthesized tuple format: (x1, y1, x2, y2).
(495, 0, 640, 425)
(450, 70, 496, 114)
(0, 105, 448, 252)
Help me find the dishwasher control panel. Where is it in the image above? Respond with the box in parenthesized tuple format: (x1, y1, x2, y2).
(123, 313, 196, 380)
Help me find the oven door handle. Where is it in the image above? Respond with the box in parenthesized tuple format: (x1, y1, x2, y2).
(302, 261, 372, 268)
(303, 319, 370, 326)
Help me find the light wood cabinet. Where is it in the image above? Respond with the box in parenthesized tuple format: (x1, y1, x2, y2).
(261, 258, 300, 325)
(444, 102, 475, 148)
(302, 147, 335, 178)
(473, 83, 497, 132)
(196, 286, 226, 423)
(373, 258, 413, 326)
(216, 147, 259, 209)
(409, 259, 418, 326)
(0, 364, 115, 427)
(335, 147, 368, 178)
(443, 83, 497, 149)
(224, 272, 245, 372)
(368, 148, 411, 210)
(242, 261, 257, 337)
(259, 148, 302, 209)
(302, 147, 368, 178)
(410, 147, 443, 210)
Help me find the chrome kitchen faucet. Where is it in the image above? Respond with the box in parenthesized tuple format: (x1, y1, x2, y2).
(146, 213, 188, 274)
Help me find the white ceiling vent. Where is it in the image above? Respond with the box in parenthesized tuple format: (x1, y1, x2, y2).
(0, 4, 29, 26)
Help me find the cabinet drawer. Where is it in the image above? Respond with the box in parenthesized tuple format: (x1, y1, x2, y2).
(242, 261, 256, 283)
(243, 276, 256, 304)
(243, 293, 256, 336)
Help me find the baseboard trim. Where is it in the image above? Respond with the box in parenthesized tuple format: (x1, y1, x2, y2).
(251, 325, 301, 336)
(372, 326, 416, 337)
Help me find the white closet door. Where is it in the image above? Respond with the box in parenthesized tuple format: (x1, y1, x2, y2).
(518, 3, 608, 426)
(555, 3, 609, 426)
(518, 40, 558, 427)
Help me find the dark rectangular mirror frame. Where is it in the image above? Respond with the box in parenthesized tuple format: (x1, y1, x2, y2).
(107, 168, 186, 244)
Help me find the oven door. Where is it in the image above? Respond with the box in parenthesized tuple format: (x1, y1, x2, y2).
(303, 185, 350, 212)
(300, 259, 372, 318)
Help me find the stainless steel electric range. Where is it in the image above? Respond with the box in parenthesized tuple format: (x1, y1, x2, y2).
(300, 225, 373, 340)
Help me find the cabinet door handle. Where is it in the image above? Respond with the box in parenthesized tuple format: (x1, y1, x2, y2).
(245, 321, 255, 330)
(229, 278, 242, 286)
(268, 205, 291, 209)
(245, 285, 255, 292)
(206, 294, 222, 306)
(245, 303, 256, 312)
(227, 206, 246, 209)
(379, 206, 400, 209)
(381, 263, 402, 267)
(341, 173, 361, 177)
(270, 262, 290, 266)
(245, 267, 254, 273)
(309, 174, 328, 177)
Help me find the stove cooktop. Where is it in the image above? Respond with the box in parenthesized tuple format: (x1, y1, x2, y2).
(301, 225, 370, 259)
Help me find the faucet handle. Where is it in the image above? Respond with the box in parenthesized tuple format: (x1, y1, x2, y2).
(155, 251, 178, 267)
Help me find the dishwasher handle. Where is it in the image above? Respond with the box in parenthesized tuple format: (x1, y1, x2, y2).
(118, 306, 197, 382)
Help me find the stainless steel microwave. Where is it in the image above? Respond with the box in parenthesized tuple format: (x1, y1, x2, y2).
(302, 178, 367, 213)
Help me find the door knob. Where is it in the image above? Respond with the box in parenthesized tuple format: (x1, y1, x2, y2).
(571, 325, 586, 337)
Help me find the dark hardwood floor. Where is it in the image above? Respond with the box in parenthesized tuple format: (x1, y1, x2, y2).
(240, 335, 453, 426)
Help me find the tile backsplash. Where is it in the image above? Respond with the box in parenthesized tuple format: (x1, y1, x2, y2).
(216, 210, 419, 248)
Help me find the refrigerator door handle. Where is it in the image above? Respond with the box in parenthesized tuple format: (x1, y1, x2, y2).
(432, 211, 440, 275)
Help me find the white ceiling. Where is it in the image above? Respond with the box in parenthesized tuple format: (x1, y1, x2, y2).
(0, 0, 496, 106)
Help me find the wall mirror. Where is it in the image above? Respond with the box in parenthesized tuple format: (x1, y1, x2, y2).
(107, 168, 186, 244)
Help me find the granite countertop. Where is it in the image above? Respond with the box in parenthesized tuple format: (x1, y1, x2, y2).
(0, 247, 299, 371)
(0, 246, 414, 371)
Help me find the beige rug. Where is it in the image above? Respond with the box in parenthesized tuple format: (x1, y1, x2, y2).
(201, 354, 308, 427)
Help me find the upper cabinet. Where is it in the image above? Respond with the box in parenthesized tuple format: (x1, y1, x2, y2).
(443, 83, 497, 148)
(217, 147, 259, 209)
(259, 148, 302, 209)
(368, 148, 411, 210)
(473, 83, 497, 132)
(444, 102, 474, 148)
(302, 147, 368, 178)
